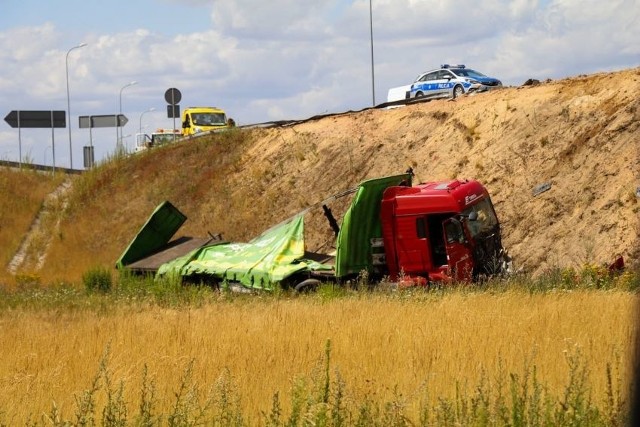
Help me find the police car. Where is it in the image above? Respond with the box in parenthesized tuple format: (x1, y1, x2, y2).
(409, 64, 502, 100)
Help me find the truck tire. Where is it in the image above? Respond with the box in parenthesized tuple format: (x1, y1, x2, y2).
(294, 279, 321, 293)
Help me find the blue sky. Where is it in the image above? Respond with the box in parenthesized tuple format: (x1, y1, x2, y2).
(0, 0, 211, 36)
(0, 0, 638, 169)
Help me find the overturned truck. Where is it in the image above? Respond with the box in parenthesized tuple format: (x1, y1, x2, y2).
(116, 173, 509, 291)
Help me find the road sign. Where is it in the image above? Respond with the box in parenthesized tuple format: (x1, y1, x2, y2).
(4, 110, 66, 128)
(83, 146, 95, 169)
(167, 104, 180, 118)
(164, 88, 182, 105)
(79, 114, 128, 128)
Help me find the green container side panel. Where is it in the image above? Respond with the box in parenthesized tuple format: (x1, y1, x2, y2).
(335, 173, 412, 278)
(157, 214, 309, 290)
(116, 201, 187, 269)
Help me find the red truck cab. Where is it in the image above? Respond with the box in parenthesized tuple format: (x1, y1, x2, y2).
(380, 179, 504, 283)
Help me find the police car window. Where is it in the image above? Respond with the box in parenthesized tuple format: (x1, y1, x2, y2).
(439, 70, 453, 79)
(426, 72, 438, 81)
(466, 69, 486, 78)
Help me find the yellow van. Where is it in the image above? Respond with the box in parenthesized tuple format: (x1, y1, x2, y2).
(181, 107, 230, 136)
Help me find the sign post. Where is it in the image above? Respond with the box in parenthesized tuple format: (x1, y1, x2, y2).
(4, 110, 66, 171)
(78, 114, 128, 168)
(164, 88, 181, 142)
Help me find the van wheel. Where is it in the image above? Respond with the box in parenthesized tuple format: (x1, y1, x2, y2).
(453, 85, 464, 99)
(294, 279, 321, 293)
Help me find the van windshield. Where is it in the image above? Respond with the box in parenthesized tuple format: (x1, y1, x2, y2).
(191, 112, 227, 126)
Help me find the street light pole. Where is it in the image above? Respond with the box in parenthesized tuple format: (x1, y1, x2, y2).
(369, 0, 375, 107)
(118, 81, 137, 150)
(139, 107, 156, 136)
(65, 42, 87, 170)
(138, 107, 156, 150)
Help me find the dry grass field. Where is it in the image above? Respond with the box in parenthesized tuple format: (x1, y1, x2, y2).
(0, 68, 638, 425)
(0, 287, 636, 425)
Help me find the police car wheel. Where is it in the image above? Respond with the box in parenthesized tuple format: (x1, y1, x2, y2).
(453, 85, 464, 99)
(415, 91, 424, 98)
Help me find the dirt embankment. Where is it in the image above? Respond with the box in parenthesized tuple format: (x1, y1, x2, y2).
(231, 68, 640, 274)
(6, 68, 639, 283)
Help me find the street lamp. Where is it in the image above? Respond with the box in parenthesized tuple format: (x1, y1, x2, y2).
(117, 81, 137, 149)
(369, 0, 375, 106)
(65, 42, 87, 170)
(138, 107, 155, 151)
(139, 107, 156, 136)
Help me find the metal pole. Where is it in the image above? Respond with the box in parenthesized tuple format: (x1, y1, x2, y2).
(118, 81, 137, 151)
(139, 107, 155, 138)
(172, 92, 176, 143)
(65, 43, 87, 170)
(17, 111, 22, 170)
(369, 0, 376, 106)
(51, 110, 56, 173)
(89, 117, 94, 169)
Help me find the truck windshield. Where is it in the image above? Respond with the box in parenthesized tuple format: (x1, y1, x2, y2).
(191, 113, 227, 126)
(463, 197, 498, 237)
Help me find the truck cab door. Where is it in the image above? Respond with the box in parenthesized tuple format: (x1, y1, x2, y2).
(442, 218, 474, 281)
(182, 115, 191, 135)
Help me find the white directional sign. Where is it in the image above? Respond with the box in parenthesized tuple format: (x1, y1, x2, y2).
(79, 114, 128, 128)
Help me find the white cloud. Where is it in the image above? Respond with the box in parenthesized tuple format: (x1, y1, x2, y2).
(0, 0, 638, 166)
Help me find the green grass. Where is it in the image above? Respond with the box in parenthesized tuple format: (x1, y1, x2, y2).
(1, 262, 638, 311)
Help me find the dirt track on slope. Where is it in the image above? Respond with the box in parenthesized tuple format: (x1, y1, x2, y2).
(7, 179, 72, 275)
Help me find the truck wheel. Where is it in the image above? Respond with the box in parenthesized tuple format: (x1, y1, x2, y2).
(294, 279, 321, 293)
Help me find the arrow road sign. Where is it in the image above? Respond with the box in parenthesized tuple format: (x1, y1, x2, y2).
(79, 114, 128, 128)
(4, 110, 66, 128)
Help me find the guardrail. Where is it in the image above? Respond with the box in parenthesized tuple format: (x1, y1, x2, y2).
(0, 160, 83, 175)
(1, 97, 430, 171)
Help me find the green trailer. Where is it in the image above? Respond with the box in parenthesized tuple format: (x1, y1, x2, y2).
(116, 174, 412, 291)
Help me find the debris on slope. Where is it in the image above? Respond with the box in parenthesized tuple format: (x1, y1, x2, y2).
(7, 179, 72, 275)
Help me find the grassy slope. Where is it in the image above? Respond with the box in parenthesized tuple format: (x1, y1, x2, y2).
(3, 68, 640, 285)
(0, 169, 66, 285)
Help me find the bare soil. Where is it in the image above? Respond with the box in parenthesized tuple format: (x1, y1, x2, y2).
(231, 68, 640, 274)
